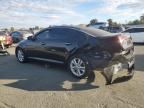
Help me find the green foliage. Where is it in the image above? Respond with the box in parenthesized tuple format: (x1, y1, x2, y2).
(128, 14, 144, 25)
(10, 27, 14, 32)
(89, 18, 98, 25)
(107, 19, 120, 27)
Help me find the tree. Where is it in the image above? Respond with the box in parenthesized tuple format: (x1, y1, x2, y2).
(107, 19, 113, 27)
(140, 14, 144, 24)
(4, 28, 9, 34)
(90, 18, 98, 25)
(127, 14, 144, 25)
(128, 20, 140, 25)
(10, 27, 15, 32)
(35, 26, 39, 30)
(133, 20, 140, 25)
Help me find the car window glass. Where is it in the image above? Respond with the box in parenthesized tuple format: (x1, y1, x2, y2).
(49, 28, 71, 40)
(49, 28, 86, 41)
(124, 29, 132, 33)
(36, 30, 49, 40)
(125, 28, 144, 33)
(133, 28, 144, 33)
(12, 32, 21, 37)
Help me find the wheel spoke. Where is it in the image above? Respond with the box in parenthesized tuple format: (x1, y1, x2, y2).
(79, 66, 85, 70)
(77, 69, 81, 76)
(78, 59, 82, 65)
(70, 58, 86, 77)
(74, 59, 77, 65)
(17, 50, 24, 62)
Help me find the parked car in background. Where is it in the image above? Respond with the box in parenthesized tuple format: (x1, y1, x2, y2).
(123, 27, 144, 43)
(88, 22, 108, 29)
(15, 26, 135, 84)
(107, 26, 125, 33)
(10, 31, 23, 43)
(10, 30, 33, 43)
(20, 30, 33, 40)
(0, 31, 13, 47)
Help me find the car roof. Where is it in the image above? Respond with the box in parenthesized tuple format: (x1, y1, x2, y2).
(48, 25, 112, 37)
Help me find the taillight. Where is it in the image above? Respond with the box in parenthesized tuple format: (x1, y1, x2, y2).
(118, 35, 132, 49)
(118, 35, 127, 44)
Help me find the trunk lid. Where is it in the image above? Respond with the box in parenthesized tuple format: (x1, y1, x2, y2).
(99, 33, 133, 53)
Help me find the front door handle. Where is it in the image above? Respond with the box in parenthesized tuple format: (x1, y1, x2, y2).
(65, 42, 72, 46)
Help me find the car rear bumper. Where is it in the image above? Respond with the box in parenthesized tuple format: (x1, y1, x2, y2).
(87, 48, 135, 84)
(88, 48, 135, 70)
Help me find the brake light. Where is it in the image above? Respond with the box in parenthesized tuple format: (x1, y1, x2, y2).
(118, 35, 128, 49)
(118, 35, 127, 44)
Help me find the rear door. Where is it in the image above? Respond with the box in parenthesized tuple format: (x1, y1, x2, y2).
(44, 28, 79, 62)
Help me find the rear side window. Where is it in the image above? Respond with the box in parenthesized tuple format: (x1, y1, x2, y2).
(49, 28, 86, 41)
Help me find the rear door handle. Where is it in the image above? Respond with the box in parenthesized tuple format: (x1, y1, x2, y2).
(65, 42, 72, 46)
(51, 49, 56, 52)
(41, 42, 46, 45)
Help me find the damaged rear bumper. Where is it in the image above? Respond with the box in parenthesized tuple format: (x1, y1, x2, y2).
(88, 48, 135, 84)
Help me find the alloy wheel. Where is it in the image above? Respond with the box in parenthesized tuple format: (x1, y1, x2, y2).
(17, 49, 24, 62)
(70, 58, 86, 77)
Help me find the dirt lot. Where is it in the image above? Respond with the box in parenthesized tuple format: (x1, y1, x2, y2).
(0, 45, 144, 108)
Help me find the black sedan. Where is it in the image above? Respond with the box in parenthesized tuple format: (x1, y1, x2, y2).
(15, 26, 135, 84)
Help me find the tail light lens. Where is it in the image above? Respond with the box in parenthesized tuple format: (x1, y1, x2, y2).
(118, 35, 131, 49)
(118, 35, 127, 44)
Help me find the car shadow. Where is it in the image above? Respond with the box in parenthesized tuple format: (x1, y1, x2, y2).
(0, 55, 98, 91)
(112, 76, 133, 84)
(0, 45, 144, 91)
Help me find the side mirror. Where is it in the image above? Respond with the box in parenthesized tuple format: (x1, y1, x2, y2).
(27, 36, 35, 41)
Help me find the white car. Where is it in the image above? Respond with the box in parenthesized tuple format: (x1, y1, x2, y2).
(123, 27, 144, 43)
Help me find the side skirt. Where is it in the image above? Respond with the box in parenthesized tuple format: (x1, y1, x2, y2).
(28, 57, 64, 64)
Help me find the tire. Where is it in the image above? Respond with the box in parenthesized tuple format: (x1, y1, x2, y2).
(68, 54, 91, 78)
(16, 48, 27, 63)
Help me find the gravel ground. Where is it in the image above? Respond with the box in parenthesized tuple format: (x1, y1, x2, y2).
(0, 45, 144, 108)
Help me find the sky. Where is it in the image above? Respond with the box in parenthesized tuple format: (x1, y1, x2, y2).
(0, 0, 144, 28)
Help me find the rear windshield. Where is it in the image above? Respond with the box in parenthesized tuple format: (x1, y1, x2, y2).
(78, 26, 112, 37)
